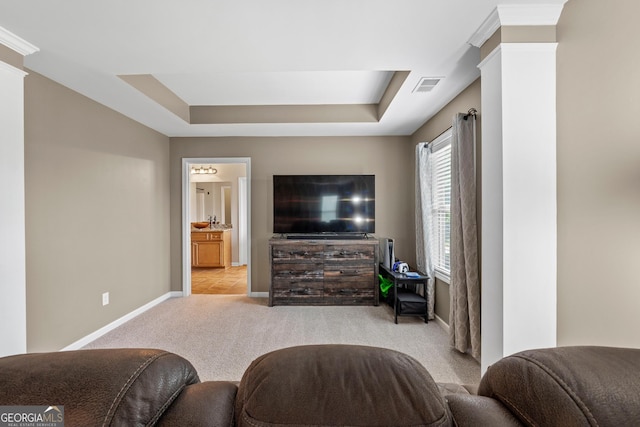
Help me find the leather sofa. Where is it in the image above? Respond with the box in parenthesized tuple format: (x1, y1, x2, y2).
(0, 348, 237, 426)
(0, 344, 638, 426)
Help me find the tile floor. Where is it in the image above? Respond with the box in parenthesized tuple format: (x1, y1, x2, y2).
(191, 265, 248, 294)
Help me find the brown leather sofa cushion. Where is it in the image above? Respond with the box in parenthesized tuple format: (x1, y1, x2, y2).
(445, 394, 523, 427)
(478, 346, 640, 426)
(0, 348, 201, 426)
(157, 381, 238, 426)
(235, 344, 452, 427)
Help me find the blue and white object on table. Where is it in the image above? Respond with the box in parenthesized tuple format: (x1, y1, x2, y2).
(392, 262, 409, 273)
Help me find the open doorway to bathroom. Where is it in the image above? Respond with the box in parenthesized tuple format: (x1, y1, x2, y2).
(182, 158, 250, 296)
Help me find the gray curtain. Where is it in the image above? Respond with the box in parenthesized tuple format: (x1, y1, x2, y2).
(415, 143, 435, 320)
(449, 113, 481, 360)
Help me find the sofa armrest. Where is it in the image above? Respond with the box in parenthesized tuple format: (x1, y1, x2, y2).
(478, 346, 640, 426)
(0, 348, 200, 426)
(446, 394, 523, 427)
(157, 381, 238, 427)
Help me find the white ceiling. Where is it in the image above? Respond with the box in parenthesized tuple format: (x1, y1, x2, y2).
(0, 0, 559, 137)
(156, 71, 395, 106)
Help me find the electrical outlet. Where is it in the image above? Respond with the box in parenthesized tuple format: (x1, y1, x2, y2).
(102, 292, 109, 306)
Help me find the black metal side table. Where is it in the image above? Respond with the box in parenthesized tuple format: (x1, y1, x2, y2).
(379, 263, 429, 324)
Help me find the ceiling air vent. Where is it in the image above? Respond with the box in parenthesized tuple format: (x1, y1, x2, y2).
(413, 77, 441, 93)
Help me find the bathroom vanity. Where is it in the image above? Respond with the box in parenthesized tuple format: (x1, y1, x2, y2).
(191, 226, 231, 268)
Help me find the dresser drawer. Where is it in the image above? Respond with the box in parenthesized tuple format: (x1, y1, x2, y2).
(271, 277, 324, 290)
(322, 287, 375, 305)
(323, 262, 374, 285)
(272, 245, 323, 262)
(324, 245, 375, 262)
(272, 262, 323, 279)
(271, 281, 324, 305)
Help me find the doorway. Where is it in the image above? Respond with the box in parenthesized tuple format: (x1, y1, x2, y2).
(182, 158, 251, 296)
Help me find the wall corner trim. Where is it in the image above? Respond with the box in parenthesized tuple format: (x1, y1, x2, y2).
(0, 26, 39, 56)
(60, 291, 182, 351)
(468, 2, 567, 48)
(468, 8, 501, 48)
(0, 60, 27, 77)
(496, 3, 567, 27)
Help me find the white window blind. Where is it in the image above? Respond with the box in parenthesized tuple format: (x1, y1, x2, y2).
(430, 130, 452, 282)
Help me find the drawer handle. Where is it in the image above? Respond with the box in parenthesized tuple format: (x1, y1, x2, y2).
(289, 288, 311, 295)
(282, 270, 314, 276)
(339, 288, 357, 294)
(289, 251, 310, 256)
(339, 251, 361, 256)
(339, 270, 359, 276)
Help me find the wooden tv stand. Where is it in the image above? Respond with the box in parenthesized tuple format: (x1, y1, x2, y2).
(269, 236, 379, 306)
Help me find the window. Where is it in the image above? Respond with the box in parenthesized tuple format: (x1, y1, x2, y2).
(430, 130, 452, 282)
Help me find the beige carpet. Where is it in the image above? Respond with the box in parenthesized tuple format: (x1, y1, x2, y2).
(84, 295, 480, 385)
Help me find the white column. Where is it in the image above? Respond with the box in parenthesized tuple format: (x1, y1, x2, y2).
(471, 3, 566, 373)
(479, 43, 558, 372)
(478, 48, 505, 372)
(0, 27, 38, 357)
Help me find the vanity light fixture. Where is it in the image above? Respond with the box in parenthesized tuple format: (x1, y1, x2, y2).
(191, 166, 218, 175)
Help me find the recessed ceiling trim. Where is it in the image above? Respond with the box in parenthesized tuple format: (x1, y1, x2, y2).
(377, 71, 410, 120)
(190, 104, 378, 124)
(121, 71, 412, 125)
(119, 74, 190, 122)
(155, 70, 395, 106)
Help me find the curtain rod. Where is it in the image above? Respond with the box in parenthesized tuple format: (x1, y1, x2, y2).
(463, 108, 477, 121)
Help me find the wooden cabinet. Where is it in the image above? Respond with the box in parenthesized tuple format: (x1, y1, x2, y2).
(191, 230, 231, 268)
(269, 238, 379, 306)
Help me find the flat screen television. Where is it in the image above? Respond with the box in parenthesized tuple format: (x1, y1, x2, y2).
(273, 174, 375, 235)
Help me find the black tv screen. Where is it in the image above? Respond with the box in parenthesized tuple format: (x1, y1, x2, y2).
(273, 175, 375, 234)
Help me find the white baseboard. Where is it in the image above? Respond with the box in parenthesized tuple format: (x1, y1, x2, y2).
(61, 291, 181, 351)
(435, 314, 450, 333)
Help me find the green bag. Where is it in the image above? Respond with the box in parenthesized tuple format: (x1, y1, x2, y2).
(379, 274, 394, 298)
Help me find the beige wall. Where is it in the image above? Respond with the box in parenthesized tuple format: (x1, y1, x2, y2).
(410, 79, 481, 324)
(170, 136, 414, 293)
(556, 0, 640, 347)
(24, 71, 171, 351)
